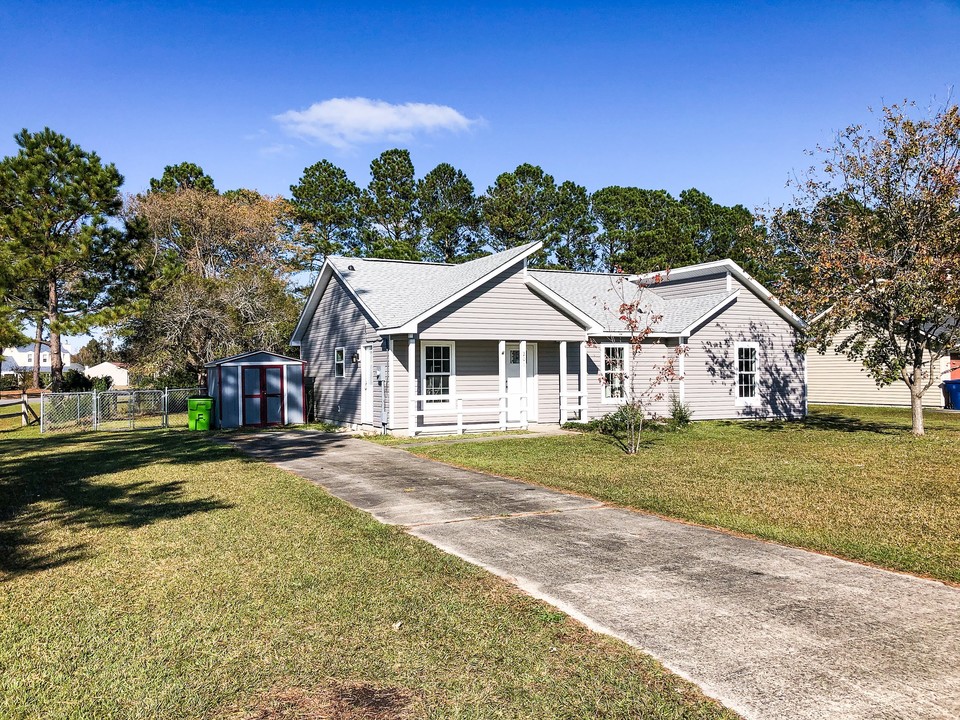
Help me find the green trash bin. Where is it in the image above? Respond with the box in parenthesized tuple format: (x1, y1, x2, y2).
(188, 396, 214, 431)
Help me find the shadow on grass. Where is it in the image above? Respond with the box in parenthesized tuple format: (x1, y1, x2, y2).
(0, 430, 239, 579)
(730, 411, 901, 436)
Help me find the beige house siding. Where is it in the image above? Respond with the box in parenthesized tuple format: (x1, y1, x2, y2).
(584, 340, 679, 419)
(682, 279, 805, 420)
(807, 330, 948, 408)
(419, 265, 587, 341)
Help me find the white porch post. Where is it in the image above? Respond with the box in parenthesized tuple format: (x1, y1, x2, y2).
(678, 336, 687, 404)
(559, 340, 568, 424)
(579, 341, 589, 422)
(498, 340, 506, 430)
(519, 340, 528, 428)
(407, 333, 417, 436)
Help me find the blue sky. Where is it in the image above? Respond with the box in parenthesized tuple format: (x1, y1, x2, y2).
(2, 1, 959, 211)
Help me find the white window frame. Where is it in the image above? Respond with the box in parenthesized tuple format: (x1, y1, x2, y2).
(421, 341, 455, 407)
(734, 341, 760, 407)
(41, 352, 49, 365)
(600, 343, 630, 405)
(26, 352, 34, 364)
(334, 346, 345, 378)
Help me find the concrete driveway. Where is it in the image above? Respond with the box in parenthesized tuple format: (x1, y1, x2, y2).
(229, 431, 960, 720)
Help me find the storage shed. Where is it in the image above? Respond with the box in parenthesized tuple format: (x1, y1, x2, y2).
(205, 351, 306, 429)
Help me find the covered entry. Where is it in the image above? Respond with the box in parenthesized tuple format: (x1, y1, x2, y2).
(205, 351, 306, 429)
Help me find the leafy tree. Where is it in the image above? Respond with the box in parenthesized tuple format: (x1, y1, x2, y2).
(592, 187, 698, 273)
(679, 188, 769, 282)
(552, 180, 597, 270)
(289, 159, 360, 271)
(762, 101, 960, 435)
(149, 162, 216, 193)
(76, 337, 108, 367)
(0, 128, 141, 390)
(482, 163, 558, 263)
(125, 186, 299, 380)
(357, 149, 421, 259)
(418, 162, 483, 263)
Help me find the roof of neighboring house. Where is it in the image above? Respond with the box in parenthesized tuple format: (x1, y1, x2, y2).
(528, 270, 740, 335)
(4, 343, 76, 355)
(290, 242, 804, 344)
(204, 350, 305, 367)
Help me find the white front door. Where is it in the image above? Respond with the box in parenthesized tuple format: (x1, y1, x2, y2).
(505, 343, 537, 422)
(360, 345, 374, 425)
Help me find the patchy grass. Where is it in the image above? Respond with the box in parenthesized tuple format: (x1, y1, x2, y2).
(0, 401, 40, 432)
(412, 405, 960, 584)
(0, 426, 734, 719)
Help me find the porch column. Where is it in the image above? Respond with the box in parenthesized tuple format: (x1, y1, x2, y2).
(498, 340, 506, 430)
(559, 340, 568, 424)
(579, 341, 589, 422)
(519, 340, 528, 428)
(678, 336, 688, 404)
(407, 334, 417, 437)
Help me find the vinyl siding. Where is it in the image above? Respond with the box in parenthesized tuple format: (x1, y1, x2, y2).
(683, 279, 805, 420)
(300, 274, 380, 426)
(807, 329, 947, 408)
(419, 265, 587, 341)
(648, 272, 729, 299)
(584, 340, 678, 419)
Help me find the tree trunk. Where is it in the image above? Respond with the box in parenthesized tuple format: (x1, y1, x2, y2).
(31, 319, 42, 389)
(48, 281, 64, 392)
(910, 366, 925, 436)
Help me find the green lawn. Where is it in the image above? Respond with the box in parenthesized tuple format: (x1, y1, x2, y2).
(410, 405, 960, 584)
(0, 426, 733, 720)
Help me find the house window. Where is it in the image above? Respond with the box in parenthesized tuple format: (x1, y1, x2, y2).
(334, 347, 345, 377)
(602, 345, 628, 402)
(423, 343, 454, 404)
(736, 343, 759, 404)
(41, 353, 49, 365)
(26, 352, 33, 364)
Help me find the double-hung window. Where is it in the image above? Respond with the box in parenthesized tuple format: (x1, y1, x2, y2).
(423, 343, 454, 404)
(602, 345, 628, 402)
(735, 342, 759, 405)
(334, 347, 345, 378)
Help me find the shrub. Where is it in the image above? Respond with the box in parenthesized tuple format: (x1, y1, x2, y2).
(667, 391, 694, 430)
(61, 369, 93, 392)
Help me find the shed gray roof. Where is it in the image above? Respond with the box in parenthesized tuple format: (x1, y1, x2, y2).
(529, 270, 737, 334)
(329, 242, 538, 329)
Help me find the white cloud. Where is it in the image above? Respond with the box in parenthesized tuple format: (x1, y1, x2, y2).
(274, 97, 477, 149)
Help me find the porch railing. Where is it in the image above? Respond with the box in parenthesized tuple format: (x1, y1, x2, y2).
(559, 390, 589, 424)
(414, 392, 530, 434)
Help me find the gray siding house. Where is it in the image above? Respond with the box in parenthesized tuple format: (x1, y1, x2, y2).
(291, 242, 807, 435)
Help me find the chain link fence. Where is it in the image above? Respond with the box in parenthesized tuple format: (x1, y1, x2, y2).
(41, 388, 205, 434)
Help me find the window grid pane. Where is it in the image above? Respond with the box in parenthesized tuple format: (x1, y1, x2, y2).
(737, 347, 757, 399)
(424, 345, 452, 403)
(604, 347, 626, 399)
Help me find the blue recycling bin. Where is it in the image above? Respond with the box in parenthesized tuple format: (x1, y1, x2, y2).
(943, 380, 960, 410)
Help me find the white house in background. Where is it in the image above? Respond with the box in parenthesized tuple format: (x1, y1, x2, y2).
(0, 343, 79, 376)
(84, 361, 130, 388)
(291, 241, 808, 435)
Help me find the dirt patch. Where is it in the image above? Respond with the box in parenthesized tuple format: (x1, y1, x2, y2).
(222, 683, 413, 720)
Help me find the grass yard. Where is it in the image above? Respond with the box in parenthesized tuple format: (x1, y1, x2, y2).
(0, 426, 733, 720)
(409, 405, 960, 585)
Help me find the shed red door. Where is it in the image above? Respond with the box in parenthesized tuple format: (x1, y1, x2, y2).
(242, 365, 284, 426)
(951, 353, 960, 380)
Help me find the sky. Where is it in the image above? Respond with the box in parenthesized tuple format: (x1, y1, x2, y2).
(3, 0, 960, 215)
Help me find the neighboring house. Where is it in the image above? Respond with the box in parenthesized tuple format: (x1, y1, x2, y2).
(0, 343, 80, 377)
(806, 330, 956, 408)
(291, 241, 807, 435)
(84, 361, 130, 388)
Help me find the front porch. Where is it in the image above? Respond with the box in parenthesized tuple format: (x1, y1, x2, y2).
(398, 337, 591, 436)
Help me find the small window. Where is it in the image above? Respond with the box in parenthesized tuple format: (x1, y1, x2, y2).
(334, 347, 345, 377)
(736, 343, 759, 404)
(41, 353, 49, 364)
(602, 345, 627, 401)
(510, 349, 521, 365)
(26, 352, 33, 364)
(423, 343, 453, 404)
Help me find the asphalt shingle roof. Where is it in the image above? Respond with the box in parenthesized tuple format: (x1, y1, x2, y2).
(529, 269, 737, 334)
(329, 242, 538, 328)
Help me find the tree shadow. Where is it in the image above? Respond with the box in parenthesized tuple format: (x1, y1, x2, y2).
(0, 430, 237, 579)
(721, 410, 903, 435)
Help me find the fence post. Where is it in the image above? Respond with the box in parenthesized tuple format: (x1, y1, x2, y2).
(163, 388, 169, 428)
(40, 393, 45, 434)
(93, 388, 98, 430)
(76, 393, 81, 428)
(20, 391, 27, 428)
